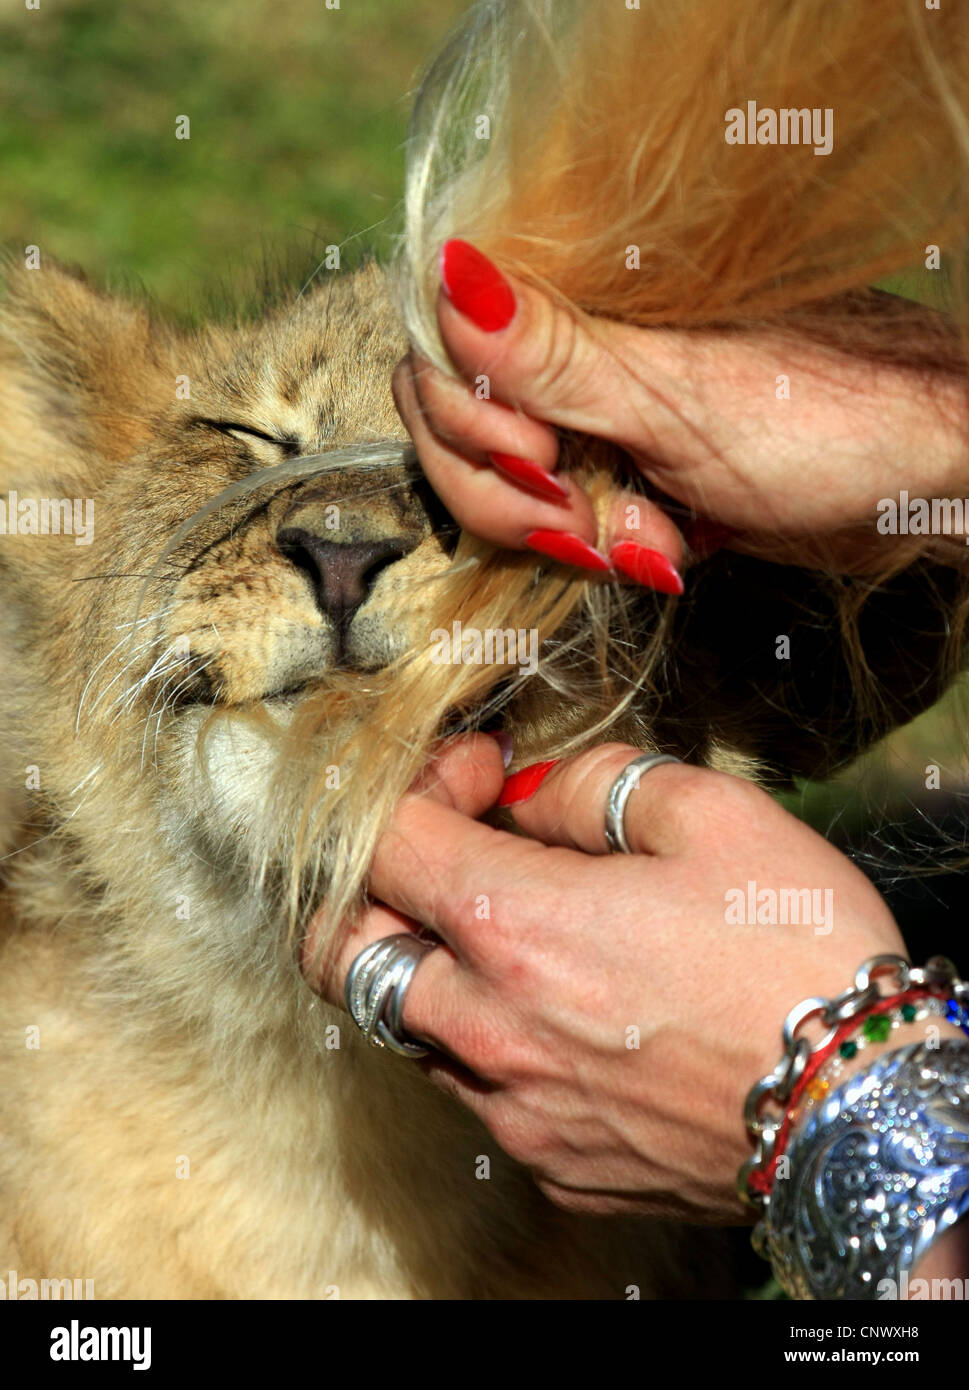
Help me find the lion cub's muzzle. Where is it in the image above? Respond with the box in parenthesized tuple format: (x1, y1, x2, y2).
(165, 459, 457, 707)
(275, 525, 415, 659)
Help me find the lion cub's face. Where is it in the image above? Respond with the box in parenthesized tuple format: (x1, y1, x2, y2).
(0, 259, 459, 882)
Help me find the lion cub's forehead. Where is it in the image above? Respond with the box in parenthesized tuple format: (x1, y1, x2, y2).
(194, 266, 409, 452)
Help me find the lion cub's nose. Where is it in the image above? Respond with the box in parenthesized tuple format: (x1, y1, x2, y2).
(276, 527, 412, 630)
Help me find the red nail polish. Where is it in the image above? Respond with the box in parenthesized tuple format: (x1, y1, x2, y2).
(497, 759, 559, 807)
(525, 530, 611, 572)
(439, 239, 517, 332)
(489, 453, 569, 502)
(610, 541, 684, 595)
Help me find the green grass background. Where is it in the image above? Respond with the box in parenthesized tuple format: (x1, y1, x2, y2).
(1, 0, 965, 815)
(0, 0, 465, 308)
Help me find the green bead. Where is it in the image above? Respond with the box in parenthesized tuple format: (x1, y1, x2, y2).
(901, 1003, 917, 1023)
(863, 1014, 892, 1043)
(840, 1040, 858, 1059)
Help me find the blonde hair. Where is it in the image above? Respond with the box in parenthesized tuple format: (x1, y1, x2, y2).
(400, 0, 969, 360)
(285, 0, 969, 957)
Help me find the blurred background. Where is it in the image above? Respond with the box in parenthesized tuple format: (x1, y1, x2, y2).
(0, 0, 465, 310)
(1, 0, 966, 934)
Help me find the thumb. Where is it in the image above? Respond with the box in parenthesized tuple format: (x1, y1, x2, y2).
(411, 731, 510, 818)
(437, 239, 671, 454)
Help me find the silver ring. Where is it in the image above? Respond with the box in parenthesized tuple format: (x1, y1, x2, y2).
(345, 934, 434, 1058)
(604, 753, 682, 854)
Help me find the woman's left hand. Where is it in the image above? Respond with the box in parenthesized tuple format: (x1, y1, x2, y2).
(302, 734, 906, 1222)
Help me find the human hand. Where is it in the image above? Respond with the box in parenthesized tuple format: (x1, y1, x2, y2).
(302, 734, 909, 1222)
(393, 241, 969, 582)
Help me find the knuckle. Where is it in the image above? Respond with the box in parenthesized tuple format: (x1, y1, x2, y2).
(449, 1014, 512, 1078)
(670, 766, 769, 835)
(556, 740, 642, 807)
(528, 301, 585, 404)
(461, 839, 553, 965)
(469, 910, 529, 991)
(704, 769, 771, 818)
(411, 363, 480, 444)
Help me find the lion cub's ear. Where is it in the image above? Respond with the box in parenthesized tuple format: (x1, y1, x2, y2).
(0, 256, 176, 491)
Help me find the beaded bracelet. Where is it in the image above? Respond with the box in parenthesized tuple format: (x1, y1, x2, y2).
(751, 986, 967, 1201)
(790, 993, 951, 1120)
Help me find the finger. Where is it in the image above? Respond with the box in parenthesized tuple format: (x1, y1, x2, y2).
(301, 733, 508, 988)
(304, 898, 458, 1043)
(411, 731, 510, 817)
(302, 898, 421, 1001)
(503, 743, 772, 857)
(396, 352, 689, 591)
(305, 896, 516, 1091)
(408, 352, 559, 478)
(437, 239, 677, 453)
(602, 488, 686, 593)
(306, 728, 567, 965)
(365, 792, 556, 965)
(392, 354, 600, 550)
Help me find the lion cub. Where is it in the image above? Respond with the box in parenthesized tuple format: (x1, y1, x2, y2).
(0, 258, 736, 1299)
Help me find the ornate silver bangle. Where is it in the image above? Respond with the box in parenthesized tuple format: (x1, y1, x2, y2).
(765, 1039, 969, 1300)
(740, 954, 969, 1214)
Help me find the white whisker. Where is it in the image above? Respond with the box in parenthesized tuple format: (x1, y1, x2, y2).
(76, 603, 183, 732)
(140, 656, 218, 770)
(90, 637, 175, 721)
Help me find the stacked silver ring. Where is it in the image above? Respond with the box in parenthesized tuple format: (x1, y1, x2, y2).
(604, 753, 681, 853)
(344, 934, 433, 1057)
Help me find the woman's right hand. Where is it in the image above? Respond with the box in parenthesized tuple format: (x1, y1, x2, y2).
(393, 240, 969, 587)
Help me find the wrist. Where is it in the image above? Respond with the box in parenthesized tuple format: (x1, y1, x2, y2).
(742, 952, 969, 1300)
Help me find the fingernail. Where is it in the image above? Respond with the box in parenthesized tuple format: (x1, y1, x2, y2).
(684, 518, 734, 560)
(497, 759, 559, 807)
(489, 730, 515, 768)
(525, 529, 611, 572)
(609, 541, 684, 595)
(439, 239, 517, 332)
(489, 452, 569, 502)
